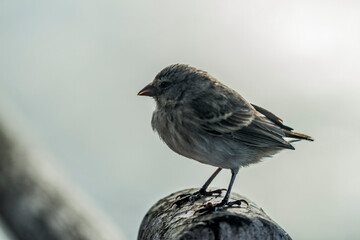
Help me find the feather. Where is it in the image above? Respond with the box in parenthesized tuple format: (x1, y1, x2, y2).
(191, 93, 294, 149)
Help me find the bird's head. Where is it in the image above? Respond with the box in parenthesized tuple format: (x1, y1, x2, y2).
(138, 64, 214, 108)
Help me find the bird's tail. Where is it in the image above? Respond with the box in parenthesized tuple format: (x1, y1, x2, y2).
(284, 130, 314, 141)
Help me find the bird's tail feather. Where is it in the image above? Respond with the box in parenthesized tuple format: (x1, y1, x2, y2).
(284, 130, 314, 141)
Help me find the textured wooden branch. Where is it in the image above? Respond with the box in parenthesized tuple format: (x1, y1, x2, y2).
(0, 125, 125, 240)
(138, 188, 292, 240)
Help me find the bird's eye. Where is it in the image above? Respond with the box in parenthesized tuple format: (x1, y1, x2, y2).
(159, 81, 171, 89)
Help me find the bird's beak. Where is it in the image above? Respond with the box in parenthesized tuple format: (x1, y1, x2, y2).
(138, 83, 156, 97)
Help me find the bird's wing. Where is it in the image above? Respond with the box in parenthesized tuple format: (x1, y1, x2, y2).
(251, 104, 293, 131)
(230, 114, 294, 149)
(190, 92, 255, 134)
(191, 93, 294, 149)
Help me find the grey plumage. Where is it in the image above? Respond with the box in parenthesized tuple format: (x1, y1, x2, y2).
(138, 64, 313, 209)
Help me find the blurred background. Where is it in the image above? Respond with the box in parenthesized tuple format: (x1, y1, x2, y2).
(0, 0, 359, 239)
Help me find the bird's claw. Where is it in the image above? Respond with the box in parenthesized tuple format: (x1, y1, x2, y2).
(227, 199, 249, 208)
(196, 198, 249, 213)
(172, 188, 226, 207)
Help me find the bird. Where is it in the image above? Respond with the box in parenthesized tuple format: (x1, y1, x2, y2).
(138, 64, 313, 210)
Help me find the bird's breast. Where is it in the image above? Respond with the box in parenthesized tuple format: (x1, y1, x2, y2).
(152, 108, 195, 157)
(151, 108, 245, 169)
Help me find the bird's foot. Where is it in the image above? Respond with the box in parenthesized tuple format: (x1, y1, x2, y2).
(227, 199, 249, 208)
(197, 199, 249, 213)
(172, 188, 226, 207)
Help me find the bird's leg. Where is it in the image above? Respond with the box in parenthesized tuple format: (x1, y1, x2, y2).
(198, 167, 224, 195)
(172, 168, 224, 207)
(213, 169, 238, 210)
(198, 169, 248, 212)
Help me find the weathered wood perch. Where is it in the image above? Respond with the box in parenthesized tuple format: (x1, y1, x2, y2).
(0, 124, 125, 240)
(138, 188, 292, 240)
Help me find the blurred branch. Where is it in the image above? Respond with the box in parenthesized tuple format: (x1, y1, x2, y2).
(0, 124, 125, 240)
(138, 188, 292, 240)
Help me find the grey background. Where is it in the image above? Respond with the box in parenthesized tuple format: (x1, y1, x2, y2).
(1, 1, 359, 239)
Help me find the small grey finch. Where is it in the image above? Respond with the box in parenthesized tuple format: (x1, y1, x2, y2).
(138, 64, 313, 210)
